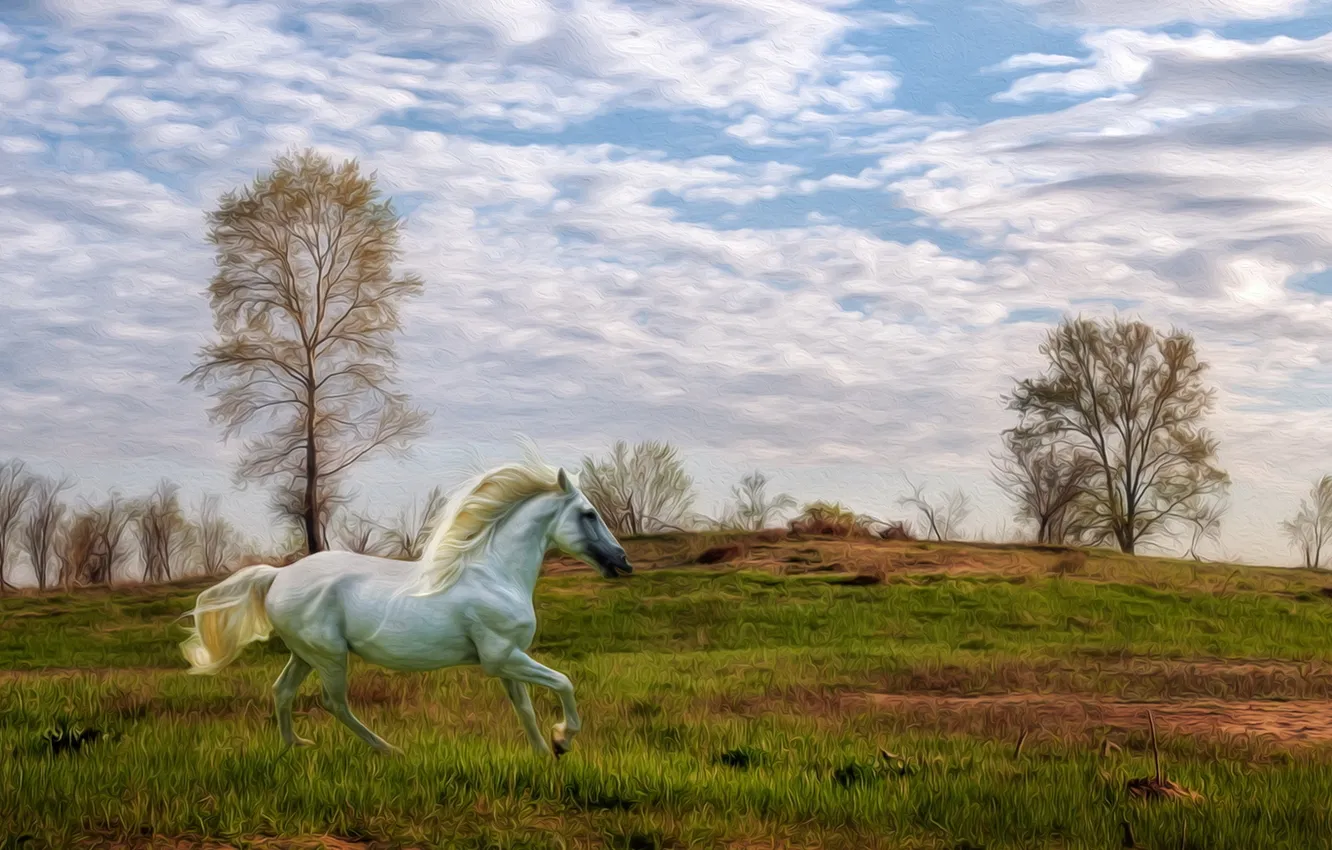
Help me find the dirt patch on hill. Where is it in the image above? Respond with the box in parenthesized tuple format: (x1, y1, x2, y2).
(546, 536, 1035, 580)
(856, 692, 1332, 746)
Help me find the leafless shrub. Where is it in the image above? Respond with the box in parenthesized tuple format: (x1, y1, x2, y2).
(196, 493, 238, 575)
(137, 479, 193, 583)
(713, 471, 797, 531)
(878, 520, 916, 541)
(332, 509, 389, 556)
(382, 485, 448, 560)
(22, 474, 70, 590)
(0, 459, 35, 594)
(57, 494, 136, 587)
(1283, 475, 1332, 569)
(579, 440, 697, 536)
(992, 428, 1097, 544)
(788, 501, 877, 537)
(1184, 492, 1228, 562)
(898, 479, 972, 542)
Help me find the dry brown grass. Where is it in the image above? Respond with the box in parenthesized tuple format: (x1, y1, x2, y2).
(559, 532, 1332, 599)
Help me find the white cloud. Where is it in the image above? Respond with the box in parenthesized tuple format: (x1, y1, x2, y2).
(1008, 0, 1323, 27)
(983, 52, 1086, 73)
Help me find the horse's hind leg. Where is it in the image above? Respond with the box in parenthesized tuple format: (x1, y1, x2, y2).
(273, 654, 314, 748)
(312, 654, 399, 754)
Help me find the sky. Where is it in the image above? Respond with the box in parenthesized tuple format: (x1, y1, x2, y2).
(4, 0, 1332, 569)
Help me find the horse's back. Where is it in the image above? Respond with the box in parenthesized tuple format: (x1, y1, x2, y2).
(264, 552, 412, 635)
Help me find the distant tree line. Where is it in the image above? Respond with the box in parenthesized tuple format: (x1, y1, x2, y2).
(0, 460, 242, 593)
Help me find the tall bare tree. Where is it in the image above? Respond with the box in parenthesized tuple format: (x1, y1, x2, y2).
(1283, 475, 1332, 569)
(382, 485, 447, 560)
(992, 429, 1098, 544)
(184, 149, 429, 555)
(717, 471, 797, 531)
(0, 460, 34, 594)
(22, 474, 70, 591)
(58, 495, 136, 587)
(196, 493, 237, 575)
(898, 478, 972, 542)
(579, 440, 696, 536)
(1006, 316, 1229, 555)
(137, 480, 192, 583)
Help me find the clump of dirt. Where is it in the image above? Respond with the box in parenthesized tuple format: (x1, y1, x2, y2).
(830, 760, 880, 788)
(32, 720, 120, 757)
(716, 745, 767, 770)
(1052, 551, 1088, 576)
(832, 573, 883, 586)
(46, 725, 104, 755)
(1126, 777, 1203, 802)
(696, 543, 749, 565)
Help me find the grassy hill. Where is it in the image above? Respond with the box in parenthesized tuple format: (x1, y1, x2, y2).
(4, 533, 1332, 849)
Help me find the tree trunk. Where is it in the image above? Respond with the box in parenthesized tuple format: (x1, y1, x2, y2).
(304, 422, 322, 555)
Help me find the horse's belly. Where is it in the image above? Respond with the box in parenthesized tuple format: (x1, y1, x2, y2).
(348, 631, 479, 671)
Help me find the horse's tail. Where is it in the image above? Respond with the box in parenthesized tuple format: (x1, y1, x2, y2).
(179, 564, 281, 675)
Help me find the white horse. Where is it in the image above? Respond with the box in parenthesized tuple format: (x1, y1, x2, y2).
(177, 456, 633, 758)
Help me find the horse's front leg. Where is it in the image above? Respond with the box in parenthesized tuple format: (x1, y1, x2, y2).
(501, 678, 553, 757)
(482, 647, 581, 757)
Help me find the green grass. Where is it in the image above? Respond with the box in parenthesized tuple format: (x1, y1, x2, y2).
(5, 549, 1332, 848)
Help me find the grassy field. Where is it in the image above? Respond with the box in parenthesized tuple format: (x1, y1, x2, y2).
(5, 534, 1332, 848)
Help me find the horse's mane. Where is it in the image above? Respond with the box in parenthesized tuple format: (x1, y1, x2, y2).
(408, 447, 576, 598)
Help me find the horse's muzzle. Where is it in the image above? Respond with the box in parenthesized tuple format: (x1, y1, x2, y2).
(601, 551, 634, 577)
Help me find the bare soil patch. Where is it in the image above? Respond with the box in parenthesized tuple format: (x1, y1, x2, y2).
(857, 692, 1332, 746)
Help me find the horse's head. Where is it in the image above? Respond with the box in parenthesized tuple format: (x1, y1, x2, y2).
(549, 468, 633, 578)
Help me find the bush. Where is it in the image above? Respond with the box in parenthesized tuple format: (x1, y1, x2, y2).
(877, 520, 916, 541)
(788, 502, 876, 538)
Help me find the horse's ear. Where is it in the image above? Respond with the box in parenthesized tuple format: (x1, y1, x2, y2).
(558, 468, 574, 494)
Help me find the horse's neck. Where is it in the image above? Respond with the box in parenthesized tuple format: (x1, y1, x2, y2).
(469, 495, 558, 598)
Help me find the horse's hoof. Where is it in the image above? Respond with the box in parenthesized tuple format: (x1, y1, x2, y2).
(291, 738, 315, 749)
